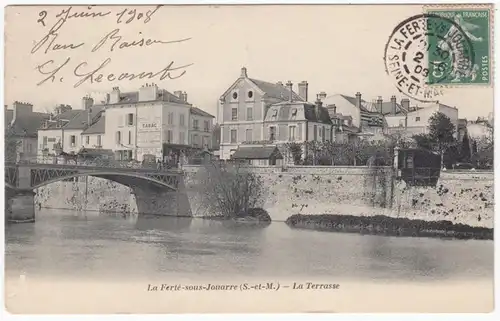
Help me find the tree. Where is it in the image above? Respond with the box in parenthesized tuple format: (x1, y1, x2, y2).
(4, 126, 21, 163)
(282, 142, 303, 165)
(413, 133, 434, 150)
(460, 132, 471, 163)
(428, 112, 456, 166)
(196, 161, 265, 218)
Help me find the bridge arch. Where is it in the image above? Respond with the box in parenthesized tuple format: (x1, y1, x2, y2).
(31, 171, 178, 191)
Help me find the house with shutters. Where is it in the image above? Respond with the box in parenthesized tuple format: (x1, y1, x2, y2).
(218, 67, 332, 160)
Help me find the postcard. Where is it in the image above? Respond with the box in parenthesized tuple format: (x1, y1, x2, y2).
(3, 3, 494, 314)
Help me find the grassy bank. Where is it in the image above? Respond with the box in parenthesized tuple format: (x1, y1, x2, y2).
(286, 214, 493, 240)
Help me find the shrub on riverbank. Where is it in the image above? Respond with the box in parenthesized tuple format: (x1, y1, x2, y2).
(285, 214, 493, 240)
(195, 161, 266, 220)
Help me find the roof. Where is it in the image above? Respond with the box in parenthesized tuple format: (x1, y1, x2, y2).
(82, 114, 105, 134)
(265, 102, 332, 124)
(249, 78, 303, 101)
(39, 110, 82, 130)
(231, 146, 283, 160)
(190, 106, 215, 118)
(6, 111, 51, 137)
(64, 107, 104, 130)
(102, 89, 188, 106)
(339, 94, 407, 115)
(78, 148, 114, 157)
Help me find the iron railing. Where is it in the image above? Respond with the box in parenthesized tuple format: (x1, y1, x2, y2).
(5, 155, 182, 172)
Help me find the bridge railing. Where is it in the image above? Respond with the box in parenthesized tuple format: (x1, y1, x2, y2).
(5, 155, 182, 172)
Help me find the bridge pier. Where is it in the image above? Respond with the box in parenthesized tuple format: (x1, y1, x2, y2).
(6, 190, 36, 223)
(132, 179, 192, 217)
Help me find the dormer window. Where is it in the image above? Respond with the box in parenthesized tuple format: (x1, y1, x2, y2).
(272, 109, 278, 117)
(291, 108, 297, 116)
(248, 91, 253, 99)
(232, 92, 238, 99)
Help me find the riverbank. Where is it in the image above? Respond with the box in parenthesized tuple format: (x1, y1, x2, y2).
(286, 214, 494, 240)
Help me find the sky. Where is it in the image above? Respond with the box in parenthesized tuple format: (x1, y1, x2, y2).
(4, 4, 494, 120)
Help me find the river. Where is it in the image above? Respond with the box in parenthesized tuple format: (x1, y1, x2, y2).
(4, 208, 494, 313)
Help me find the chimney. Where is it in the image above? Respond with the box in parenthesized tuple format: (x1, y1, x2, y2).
(286, 81, 293, 102)
(13, 101, 33, 121)
(240, 67, 248, 78)
(87, 107, 92, 127)
(391, 95, 397, 115)
(181, 91, 188, 103)
(355, 92, 362, 109)
(82, 96, 94, 110)
(401, 98, 410, 113)
(110, 86, 120, 104)
(377, 96, 383, 115)
(105, 93, 110, 104)
(319, 91, 327, 101)
(298, 81, 308, 101)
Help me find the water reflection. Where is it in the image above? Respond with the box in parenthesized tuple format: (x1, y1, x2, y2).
(4, 208, 494, 282)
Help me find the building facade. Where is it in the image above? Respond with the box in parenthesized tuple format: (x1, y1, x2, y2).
(219, 67, 335, 160)
(100, 84, 214, 161)
(5, 101, 50, 161)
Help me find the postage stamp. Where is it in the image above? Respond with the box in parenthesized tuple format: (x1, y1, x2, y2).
(384, 5, 493, 101)
(425, 6, 492, 85)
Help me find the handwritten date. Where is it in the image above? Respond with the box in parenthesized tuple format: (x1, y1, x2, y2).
(35, 57, 193, 88)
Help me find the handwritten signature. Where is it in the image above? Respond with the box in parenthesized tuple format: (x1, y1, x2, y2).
(92, 28, 192, 52)
(35, 57, 193, 88)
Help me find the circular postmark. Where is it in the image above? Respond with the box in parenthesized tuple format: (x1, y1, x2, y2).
(384, 14, 475, 102)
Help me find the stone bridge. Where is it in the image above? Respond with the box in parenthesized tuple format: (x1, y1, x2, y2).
(5, 162, 191, 222)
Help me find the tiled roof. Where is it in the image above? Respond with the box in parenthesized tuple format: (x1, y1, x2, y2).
(104, 89, 188, 105)
(40, 110, 82, 130)
(249, 78, 303, 101)
(7, 111, 51, 137)
(190, 106, 215, 118)
(64, 107, 104, 130)
(338, 94, 407, 115)
(231, 146, 283, 160)
(82, 114, 105, 134)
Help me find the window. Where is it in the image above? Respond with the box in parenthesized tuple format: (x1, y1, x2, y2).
(97, 135, 102, 147)
(288, 126, 296, 141)
(128, 131, 132, 144)
(168, 112, 174, 125)
(202, 136, 207, 147)
(70, 135, 76, 147)
(193, 134, 199, 147)
(180, 114, 185, 126)
(85, 136, 90, 145)
(246, 129, 253, 142)
(232, 92, 238, 99)
(193, 119, 199, 130)
(291, 108, 297, 117)
(399, 120, 405, 127)
(231, 108, 238, 121)
(325, 128, 331, 142)
(127, 113, 134, 126)
(179, 132, 185, 144)
(246, 108, 253, 121)
(415, 117, 421, 122)
(166, 130, 173, 143)
(269, 127, 276, 141)
(248, 91, 253, 99)
(230, 129, 237, 143)
(116, 131, 121, 144)
(42, 136, 47, 147)
(272, 109, 278, 118)
(204, 120, 209, 132)
(321, 127, 325, 142)
(313, 125, 318, 141)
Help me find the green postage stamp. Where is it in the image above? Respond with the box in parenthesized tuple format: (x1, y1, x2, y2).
(425, 5, 493, 85)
